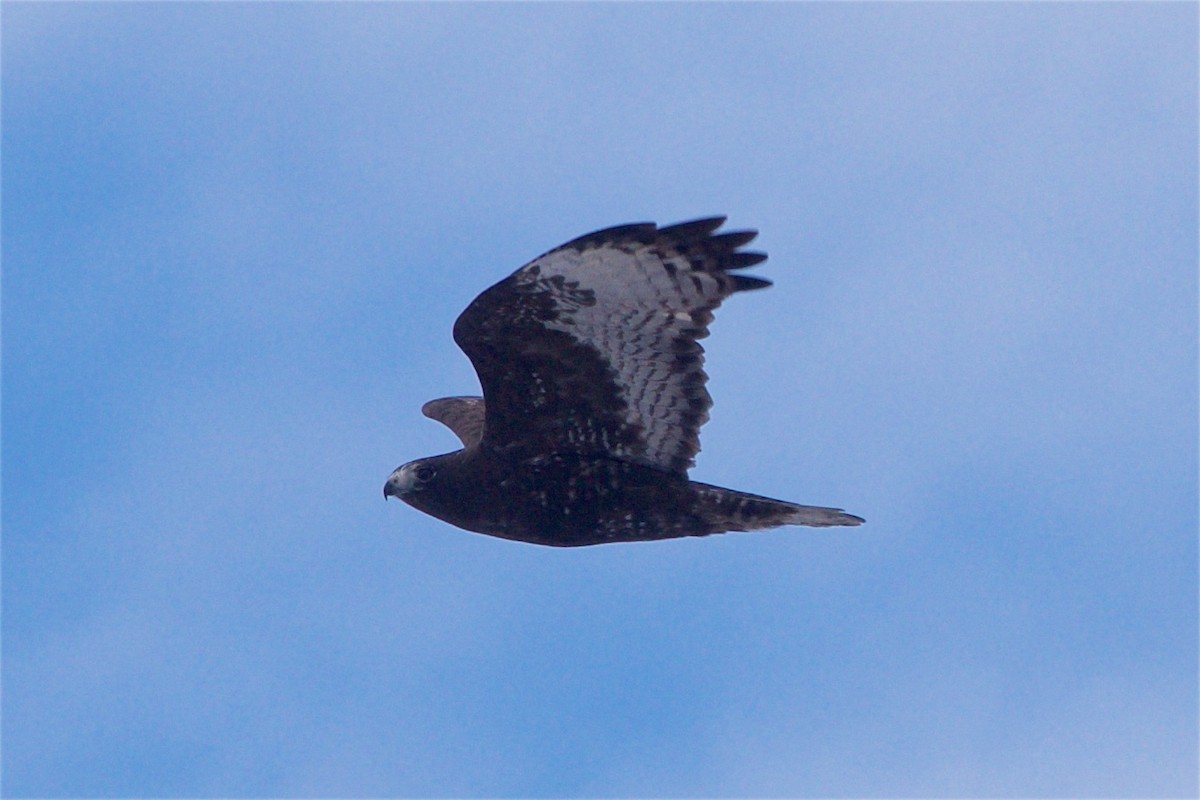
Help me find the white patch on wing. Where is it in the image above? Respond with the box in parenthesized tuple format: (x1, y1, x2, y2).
(519, 238, 732, 472)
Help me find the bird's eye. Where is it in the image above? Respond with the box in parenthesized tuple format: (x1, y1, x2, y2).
(415, 466, 436, 482)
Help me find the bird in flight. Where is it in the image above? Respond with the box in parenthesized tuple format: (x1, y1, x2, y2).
(385, 217, 863, 546)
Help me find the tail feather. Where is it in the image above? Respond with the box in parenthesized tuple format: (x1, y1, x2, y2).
(689, 481, 864, 533)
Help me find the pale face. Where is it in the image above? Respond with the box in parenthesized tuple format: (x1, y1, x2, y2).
(383, 460, 437, 500)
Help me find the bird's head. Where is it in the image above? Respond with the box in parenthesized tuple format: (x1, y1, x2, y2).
(384, 459, 439, 501)
(384, 451, 487, 533)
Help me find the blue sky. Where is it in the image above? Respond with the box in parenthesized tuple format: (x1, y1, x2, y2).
(3, 3, 1196, 797)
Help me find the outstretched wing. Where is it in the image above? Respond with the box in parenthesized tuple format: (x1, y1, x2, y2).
(451, 217, 769, 475)
(422, 396, 486, 448)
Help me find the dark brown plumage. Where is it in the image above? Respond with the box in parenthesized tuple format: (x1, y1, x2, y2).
(384, 217, 863, 546)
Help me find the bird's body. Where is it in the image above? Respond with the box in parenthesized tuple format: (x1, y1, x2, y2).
(391, 445, 856, 547)
(385, 217, 862, 546)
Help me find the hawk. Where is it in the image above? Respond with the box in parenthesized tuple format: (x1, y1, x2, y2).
(385, 217, 863, 546)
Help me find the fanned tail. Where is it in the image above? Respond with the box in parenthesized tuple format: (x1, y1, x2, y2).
(689, 481, 864, 533)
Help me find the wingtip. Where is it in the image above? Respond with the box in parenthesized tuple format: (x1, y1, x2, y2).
(710, 230, 759, 250)
(731, 275, 772, 292)
(725, 251, 768, 270)
(657, 216, 729, 239)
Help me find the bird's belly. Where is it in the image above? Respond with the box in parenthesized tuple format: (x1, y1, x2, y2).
(485, 455, 698, 546)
